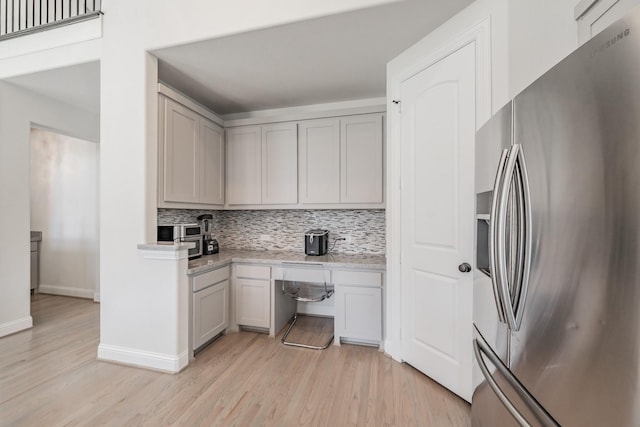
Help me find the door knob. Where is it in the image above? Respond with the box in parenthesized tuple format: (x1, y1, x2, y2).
(458, 263, 472, 273)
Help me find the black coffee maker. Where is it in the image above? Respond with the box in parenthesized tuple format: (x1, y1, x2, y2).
(197, 214, 219, 255)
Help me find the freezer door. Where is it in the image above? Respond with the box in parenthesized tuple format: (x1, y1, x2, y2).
(472, 328, 559, 427)
(510, 7, 640, 426)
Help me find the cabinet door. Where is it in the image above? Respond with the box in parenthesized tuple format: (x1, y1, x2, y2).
(340, 114, 384, 204)
(235, 278, 270, 328)
(200, 118, 225, 205)
(335, 285, 382, 342)
(298, 118, 340, 204)
(262, 123, 298, 204)
(163, 98, 200, 203)
(227, 126, 262, 205)
(193, 279, 229, 350)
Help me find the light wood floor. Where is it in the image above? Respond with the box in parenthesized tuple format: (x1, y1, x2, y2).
(0, 294, 470, 426)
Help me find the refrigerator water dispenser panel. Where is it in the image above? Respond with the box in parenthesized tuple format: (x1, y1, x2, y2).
(476, 215, 490, 277)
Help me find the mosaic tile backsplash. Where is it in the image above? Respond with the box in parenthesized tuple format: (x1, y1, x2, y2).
(157, 209, 386, 255)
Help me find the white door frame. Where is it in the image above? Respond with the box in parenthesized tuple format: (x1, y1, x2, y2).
(385, 17, 492, 361)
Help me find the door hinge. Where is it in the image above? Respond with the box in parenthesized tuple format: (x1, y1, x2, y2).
(392, 99, 401, 113)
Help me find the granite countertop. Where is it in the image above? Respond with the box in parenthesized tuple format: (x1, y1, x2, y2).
(187, 249, 386, 275)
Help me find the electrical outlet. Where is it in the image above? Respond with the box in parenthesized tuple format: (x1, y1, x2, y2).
(260, 234, 271, 241)
(344, 235, 352, 243)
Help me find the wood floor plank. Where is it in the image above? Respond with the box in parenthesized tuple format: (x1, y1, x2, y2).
(0, 294, 470, 426)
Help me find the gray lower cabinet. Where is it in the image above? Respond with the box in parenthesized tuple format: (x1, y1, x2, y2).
(192, 265, 230, 351)
(234, 264, 271, 329)
(334, 270, 383, 345)
(193, 261, 384, 348)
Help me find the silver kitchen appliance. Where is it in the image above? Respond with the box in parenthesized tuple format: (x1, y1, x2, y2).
(305, 229, 328, 256)
(197, 214, 219, 255)
(157, 223, 202, 259)
(473, 8, 640, 426)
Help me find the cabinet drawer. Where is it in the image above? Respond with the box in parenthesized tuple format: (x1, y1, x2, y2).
(333, 270, 382, 287)
(193, 266, 230, 292)
(277, 266, 330, 284)
(235, 264, 271, 279)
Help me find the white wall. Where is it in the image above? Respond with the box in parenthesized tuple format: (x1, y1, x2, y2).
(141, 0, 401, 50)
(388, 0, 510, 117)
(0, 24, 100, 80)
(0, 81, 99, 338)
(508, 0, 578, 97)
(30, 128, 99, 300)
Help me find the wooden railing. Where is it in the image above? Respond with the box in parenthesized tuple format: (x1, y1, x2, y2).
(0, 0, 101, 40)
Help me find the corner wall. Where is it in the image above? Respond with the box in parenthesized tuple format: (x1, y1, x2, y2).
(0, 81, 99, 338)
(30, 128, 100, 300)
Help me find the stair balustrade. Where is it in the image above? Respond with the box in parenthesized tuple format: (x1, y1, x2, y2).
(0, 0, 101, 41)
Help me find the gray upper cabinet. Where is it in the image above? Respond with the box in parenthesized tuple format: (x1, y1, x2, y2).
(298, 118, 341, 204)
(226, 126, 262, 205)
(226, 122, 298, 207)
(200, 118, 225, 206)
(159, 95, 225, 208)
(162, 97, 200, 204)
(261, 123, 298, 205)
(158, 87, 385, 210)
(299, 113, 384, 206)
(340, 114, 383, 204)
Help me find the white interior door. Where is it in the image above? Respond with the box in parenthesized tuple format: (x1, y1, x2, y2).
(400, 42, 476, 402)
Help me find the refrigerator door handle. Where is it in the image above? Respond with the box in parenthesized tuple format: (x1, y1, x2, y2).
(497, 144, 532, 331)
(489, 148, 509, 323)
(512, 164, 526, 320)
(513, 145, 532, 329)
(496, 146, 519, 329)
(473, 337, 560, 427)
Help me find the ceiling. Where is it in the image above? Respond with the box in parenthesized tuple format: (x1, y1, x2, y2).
(153, 0, 473, 116)
(0, 0, 473, 117)
(4, 61, 100, 115)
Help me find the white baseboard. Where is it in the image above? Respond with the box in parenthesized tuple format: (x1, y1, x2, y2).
(39, 284, 95, 299)
(93, 292, 100, 303)
(384, 339, 401, 362)
(97, 344, 189, 373)
(0, 315, 33, 338)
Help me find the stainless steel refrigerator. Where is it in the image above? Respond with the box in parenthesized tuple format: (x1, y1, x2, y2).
(472, 7, 640, 427)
